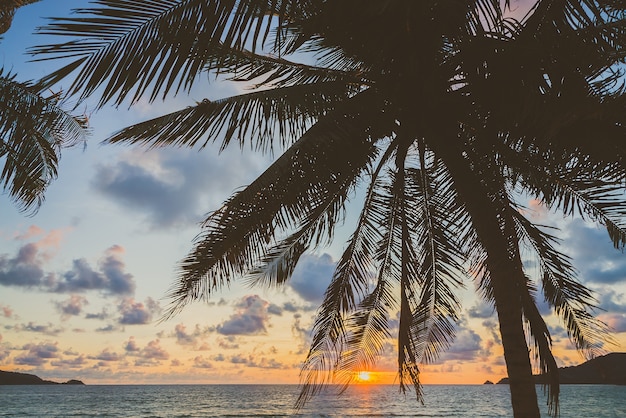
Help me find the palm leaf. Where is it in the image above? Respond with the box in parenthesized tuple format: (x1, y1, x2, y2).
(30, 0, 313, 107)
(106, 81, 359, 152)
(0, 70, 87, 212)
(296, 143, 397, 409)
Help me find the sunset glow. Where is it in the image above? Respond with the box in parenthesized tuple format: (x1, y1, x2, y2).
(357, 371, 372, 382)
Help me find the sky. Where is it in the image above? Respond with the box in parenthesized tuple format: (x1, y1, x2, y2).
(0, 0, 625, 387)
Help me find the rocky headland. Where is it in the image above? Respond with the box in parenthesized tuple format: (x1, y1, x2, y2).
(496, 352, 626, 385)
(0, 370, 84, 385)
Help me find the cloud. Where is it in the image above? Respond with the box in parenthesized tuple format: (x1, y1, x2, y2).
(52, 246, 136, 296)
(288, 253, 336, 303)
(50, 355, 88, 369)
(171, 323, 212, 347)
(467, 302, 494, 319)
(90, 349, 122, 362)
(118, 297, 161, 325)
(55, 295, 88, 319)
(15, 342, 59, 366)
(85, 308, 110, 320)
(0, 243, 46, 287)
(217, 336, 239, 349)
(127, 339, 169, 366)
(434, 320, 484, 363)
(13, 225, 45, 241)
(1, 305, 15, 319)
(247, 356, 286, 369)
(599, 313, 626, 333)
(561, 220, 626, 285)
(92, 148, 271, 229)
(124, 337, 140, 353)
(135, 339, 170, 366)
(217, 295, 271, 336)
(13, 322, 64, 336)
(193, 355, 213, 369)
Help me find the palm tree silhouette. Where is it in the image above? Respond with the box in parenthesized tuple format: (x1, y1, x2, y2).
(31, 1, 626, 416)
(1, 0, 87, 212)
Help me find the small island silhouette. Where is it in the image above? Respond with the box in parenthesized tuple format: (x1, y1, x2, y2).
(496, 352, 626, 385)
(0, 370, 84, 385)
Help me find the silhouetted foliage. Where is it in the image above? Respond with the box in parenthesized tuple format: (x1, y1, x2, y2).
(0, 0, 87, 213)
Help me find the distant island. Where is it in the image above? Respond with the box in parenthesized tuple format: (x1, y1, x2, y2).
(497, 352, 626, 385)
(0, 370, 84, 385)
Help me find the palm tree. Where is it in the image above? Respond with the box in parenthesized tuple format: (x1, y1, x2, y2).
(1, 0, 87, 213)
(31, 1, 626, 416)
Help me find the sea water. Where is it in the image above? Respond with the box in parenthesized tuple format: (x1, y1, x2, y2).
(1, 384, 624, 417)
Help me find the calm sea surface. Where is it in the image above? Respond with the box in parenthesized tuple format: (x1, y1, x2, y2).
(1, 384, 624, 417)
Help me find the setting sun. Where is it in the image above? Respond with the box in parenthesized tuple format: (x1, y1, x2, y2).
(356, 371, 372, 382)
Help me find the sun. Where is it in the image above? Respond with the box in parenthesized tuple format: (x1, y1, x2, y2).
(356, 371, 371, 382)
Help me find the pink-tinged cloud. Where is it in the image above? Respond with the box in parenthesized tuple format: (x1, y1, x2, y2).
(50, 355, 88, 369)
(124, 337, 140, 353)
(599, 313, 626, 333)
(1, 305, 14, 319)
(55, 295, 88, 319)
(172, 323, 211, 346)
(90, 349, 122, 362)
(217, 295, 271, 336)
(193, 355, 213, 369)
(13, 225, 44, 241)
(527, 198, 548, 220)
(118, 297, 161, 325)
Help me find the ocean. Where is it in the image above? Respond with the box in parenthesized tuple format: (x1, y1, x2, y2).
(1, 384, 624, 417)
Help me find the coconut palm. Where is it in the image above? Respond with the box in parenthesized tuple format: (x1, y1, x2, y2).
(31, 0, 626, 416)
(0, 0, 87, 212)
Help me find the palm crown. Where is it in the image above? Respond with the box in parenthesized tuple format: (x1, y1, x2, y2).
(31, 1, 626, 416)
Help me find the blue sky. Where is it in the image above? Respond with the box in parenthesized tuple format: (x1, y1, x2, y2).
(0, 0, 625, 386)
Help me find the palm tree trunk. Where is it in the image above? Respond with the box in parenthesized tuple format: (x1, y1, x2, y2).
(490, 261, 540, 418)
(433, 141, 540, 417)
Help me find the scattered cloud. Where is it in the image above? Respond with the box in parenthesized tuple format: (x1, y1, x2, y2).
(561, 220, 626, 285)
(90, 349, 122, 362)
(467, 302, 494, 319)
(0, 243, 46, 287)
(13, 322, 64, 336)
(217, 295, 271, 336)
(288, 253, 336, 303)
(15, 342, 59, 366)
(0, 243, 137, 297)
(171, 323, 212, 347)
(52, 246, 136, 296)
(1, 305, 15, 319)
(193, 355, 213, 369)
(92, 148, 270, 229)
(55, 295, 88, 319)
(118, 297, 161, 325)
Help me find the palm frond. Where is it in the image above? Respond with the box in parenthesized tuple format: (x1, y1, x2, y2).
(164, 108, 380, 318)
(511, 208, 610, 353)
(29, 0, 313, 107)
(405, 148, 464, 366)
(106, 81, 359, 152)
(296, 145, 396, 409)
(0, 70, 87, 212)
(334, 277, 394, 388)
